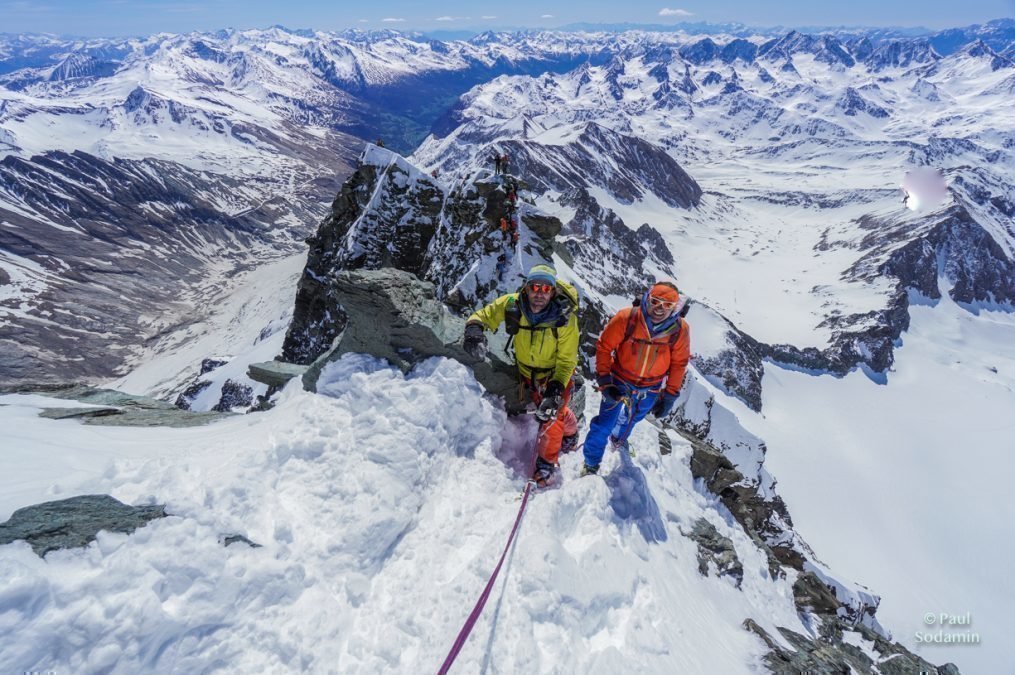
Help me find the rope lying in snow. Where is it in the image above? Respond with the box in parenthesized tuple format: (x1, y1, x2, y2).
(437, 477, 534, 674)
(437, 429, 544, 674)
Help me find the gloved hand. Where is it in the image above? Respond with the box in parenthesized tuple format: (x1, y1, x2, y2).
(597, 374, 622, 402)
(651, 391, 679, 419)
(463, 323, 488, 359)
(536, 380, 564, 422)
(542, 379, 564, 399)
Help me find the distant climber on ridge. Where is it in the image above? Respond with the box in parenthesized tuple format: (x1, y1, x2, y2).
(492, 150, 502, 175)
(580, 282, 691, 477)
(462, 265, 581, 486)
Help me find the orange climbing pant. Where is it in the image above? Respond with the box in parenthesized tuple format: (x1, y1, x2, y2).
(526, 377, 578, 465)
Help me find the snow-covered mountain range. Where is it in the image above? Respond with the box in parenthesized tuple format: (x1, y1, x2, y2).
(2, 21, 1014, 673)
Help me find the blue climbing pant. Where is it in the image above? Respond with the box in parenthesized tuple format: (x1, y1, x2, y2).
(582, 385, 659, 469)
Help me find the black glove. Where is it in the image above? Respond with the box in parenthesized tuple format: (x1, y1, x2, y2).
(651, 391, 679, 419)
(597, 374, 622, 402)
(463, 323, 487, 359)
(543, 380, 564, 399)
(536, 380, 564, 422)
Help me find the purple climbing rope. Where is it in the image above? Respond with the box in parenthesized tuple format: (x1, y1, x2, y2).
(437, 437, 542, 674)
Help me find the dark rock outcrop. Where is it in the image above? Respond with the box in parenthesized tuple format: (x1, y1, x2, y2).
(0, 494, 166, 557)
(212, 379, 253, 412)
(692, 312, 767, 412)
(688, 518, 744, 587)
(762, 289, 911, 377)
(681, 426, 794, 576)
(838, 87, 890, 118)
(744, 619, 959, 675)
(499, 123, 702, 209)
(872, 205, 1015, 306)
(175, 379, 212, 409)
(560, 187, 677, 298)
(220, 533, 261, 548)
(284, 146, 505, 364)
(200, 358, 228, 375)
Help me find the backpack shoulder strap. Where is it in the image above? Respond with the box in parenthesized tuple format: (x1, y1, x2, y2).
(621, 306, 640, 344)
(504, 294, 522, 336)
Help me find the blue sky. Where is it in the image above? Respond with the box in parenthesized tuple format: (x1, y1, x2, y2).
(2, 0, 1013, 37)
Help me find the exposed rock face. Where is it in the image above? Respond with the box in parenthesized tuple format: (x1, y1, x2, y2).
(212, 379, 253, 412)
(328, 150, 444, 273)
(2, 383, 229, 427)
(0, 149, 349, 387)
(857, 38, 940, 71)
(220, 533, 261, 548)
(200, 358, 228, 375)
(0, 494, 166, 557)
(247, 360, 309, 387)
(762, 289, 911, 377)
(284, 145, 623, 374)
(852, 205, 1015, 307)
(691, 309, 767, 412)
(838, 87, 890, 118)
(285, 145, 476, 364)
(560, 187, 676, 297)
(688, 518, 744, 587)
(676, 413, 795, 577)
(175, 380, 212, 409)
(501, 123, 702, 209)
(744, 619, 959, 675)
(298, 268, 524, 411)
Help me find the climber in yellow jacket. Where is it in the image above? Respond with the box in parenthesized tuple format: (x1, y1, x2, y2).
(463, 264, 580, 486)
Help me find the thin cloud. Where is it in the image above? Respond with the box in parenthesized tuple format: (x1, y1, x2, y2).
(382, 17, 406, 22)
(5, 0, 56, 11)
(482, 15, 497, 19)
(541, 14, 554, 18)
(658, 8, 694, 17)
(436, 16, 470, 21)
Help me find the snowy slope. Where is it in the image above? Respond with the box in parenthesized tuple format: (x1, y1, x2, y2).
(2, 356, 810, 673)
(742, 288, 1015, 673)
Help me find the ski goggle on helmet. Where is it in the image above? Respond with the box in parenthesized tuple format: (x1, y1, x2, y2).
(525, 264, 557, 295)
(648, 282, 680, 309)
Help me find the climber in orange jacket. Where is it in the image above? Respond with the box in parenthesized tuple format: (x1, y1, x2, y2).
(581, 281, 691, 476)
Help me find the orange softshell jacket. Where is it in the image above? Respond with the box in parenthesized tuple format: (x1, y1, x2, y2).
(596, 306, 691, 394)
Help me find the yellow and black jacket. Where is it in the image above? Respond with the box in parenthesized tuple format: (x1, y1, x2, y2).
(467, 286, 580, 387)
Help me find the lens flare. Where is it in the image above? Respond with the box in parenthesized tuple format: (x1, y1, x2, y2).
(901, 167, 948, 212)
